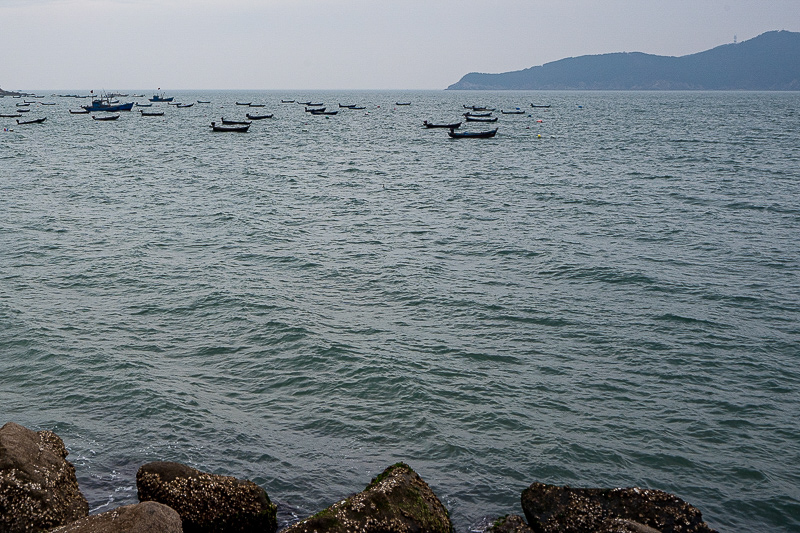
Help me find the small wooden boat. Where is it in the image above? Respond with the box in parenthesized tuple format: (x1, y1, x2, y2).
(423, 120, 461, 129)
(41, 102, 56, 106)
(140, 110, 165, 116)
(16, 103, 30, 107)
(235, 102, 251, 106)
(310, 110, 337, 115)
(448, 127, 497, 139)
(246, 113, 273, 120)
(167, 102, 181, 106)
(308, 102, 323, 107)
(350, 106, 366, 110)
(92, 114, 119, 121)
(501, 109, 525, 114)
(0, 113, 22, 118)
(465, 116, 498, 122)
(17, 108, 30, 113)
(471, 106, 495, 111)
(248, 103, 265, 107)
(396, 102, 411, 106)
(531, 104, 551, 108)
(210, 121, 249, 132)
(69, 109, 89, 114)
(197, 100, 211, 104)
(16, 117, 47, 124)
(296, 101, 311, 105)
(305, 107, 326, 113)
(136, 103, 153, 107)
(281, 99, 295, 103)
(176, 103, 194, 108)
(221, 117, 251, 125)
(464, 112, 492, 118)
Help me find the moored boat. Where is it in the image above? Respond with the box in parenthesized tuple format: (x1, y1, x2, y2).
(448, 127, 497, 138)
(246, 113, 273, 120)
(465, 116, 498, 122)
(176, 103, 194, 108)
(69, 109, 89, 114)
(92, 114, 120, 121)
(16, 117, 47, 124)
(82, 95, 134, 112)
(150, 93, 174, 102)
(396, 102, 411, 106)
(463, 112, 492, 118)
(531, 104, 551, 108)
(220, 117, 251, 125)
(235, 102, 251, 106)
(0, 113, 22, 118)
(140, 110, 165, 116)
(423, 120, 461, 129)
(501, 109, 525, 114)
(210, 121, 250, 132)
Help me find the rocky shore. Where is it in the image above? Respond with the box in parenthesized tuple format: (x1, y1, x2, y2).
(0, 422, 719, 533)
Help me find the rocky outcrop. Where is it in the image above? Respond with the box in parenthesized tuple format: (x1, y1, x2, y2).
(136, 461, 277, 533)
(49, 501, 182, 533)
(520, 483, 718, 533)
(283, 462, 452, 533)
(0, 421, 89, 532)
(489, 515, 535, 533)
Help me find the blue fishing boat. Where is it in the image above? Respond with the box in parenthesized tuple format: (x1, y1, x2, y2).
(82, 94, 134, 112)
(149, 93, 174, 102)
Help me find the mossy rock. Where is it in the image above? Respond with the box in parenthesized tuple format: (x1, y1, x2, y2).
(284, 462, 452, 533)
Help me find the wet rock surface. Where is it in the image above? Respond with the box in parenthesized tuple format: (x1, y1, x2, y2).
(136, 461, 277, 533)
(520, 483, 718, 533)
(0, 421, 89, 532)
(489, 514, 535, 533)
(282, 462, 452, 533)
(48, 501, 183, 533)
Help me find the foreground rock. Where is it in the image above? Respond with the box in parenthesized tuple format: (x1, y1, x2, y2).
(521, 483, 718, 533)
(0, 422, 89, 532)
(49, 501, 182, 532)
(489, 515, 535, 533)
(283, 462, 452, 533)
(136, 461, 277, 533)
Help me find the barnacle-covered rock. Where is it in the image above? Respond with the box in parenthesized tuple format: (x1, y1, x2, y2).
(283, 462, 452, 533)
(0, 421, 89, 532)
(49, 501, 182, 532)
(136, 461, 276, 533)
(489, 514, 535, 533)
(520, 482, 718, 533)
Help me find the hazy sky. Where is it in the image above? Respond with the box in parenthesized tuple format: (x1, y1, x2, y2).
(2, 0, 798, 91)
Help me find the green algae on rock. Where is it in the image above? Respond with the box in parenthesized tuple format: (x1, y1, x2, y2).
(284, 462, 453, 533)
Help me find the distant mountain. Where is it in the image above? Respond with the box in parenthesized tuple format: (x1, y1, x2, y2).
(447, 31, 800, 90)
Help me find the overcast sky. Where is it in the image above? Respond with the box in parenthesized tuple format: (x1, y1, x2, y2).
(2, 0, 798, 91)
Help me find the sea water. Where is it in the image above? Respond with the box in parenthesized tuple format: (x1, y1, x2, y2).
(1, 90, 798, 532)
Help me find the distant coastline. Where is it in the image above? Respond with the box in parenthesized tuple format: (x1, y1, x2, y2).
(447, 30, 800, 91)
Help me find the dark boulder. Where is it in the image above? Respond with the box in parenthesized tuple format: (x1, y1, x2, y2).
(520, 483, 718, 533)
(283, 462, 452, 533)
(0, 422, 89, 532)
(48, 501, 182, 532)
(489, 515, 535, 533)
(136, 461, 277, 533)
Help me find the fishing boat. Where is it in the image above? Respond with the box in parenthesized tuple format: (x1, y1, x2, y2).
(41, 102, 56, 106)
(17, 109, 30, 113)
(531, 104, 551, 108)
(220, 118, 251, 125)
(16, 103, 30, 107)
(137, 103, 153, 107)
(465, 116, 498, 122)
(197, 100, 211, 104)
(396, 102, 411, 106)
(92, 114, 120, 121)
(235, 102, 251, 106)
(423, 120, 461, 129)
(448, 127, 497, 139)
(246, 113, 273, 120)
(210, 121, 250, 132)
(16, 117, 47, 124)
(309, 110, 337, 115)
(350, 106, 366, 110)
(82, 95, 134, 112)
(150, 93, 174, 102)
(501, 109, 525, 114)
(248, 103, 265, 107)
(69, 109, 89, 114)
(472, 106, 495, 111)
(281, 99, 295, 103)
(176, 103, 194, 108)
(140, 110, 165, 116)
(463, 112, 492, 118)
(0, 113, 22, 118)
(305, 107, 326, 113)
(296, 101, 311, 105)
